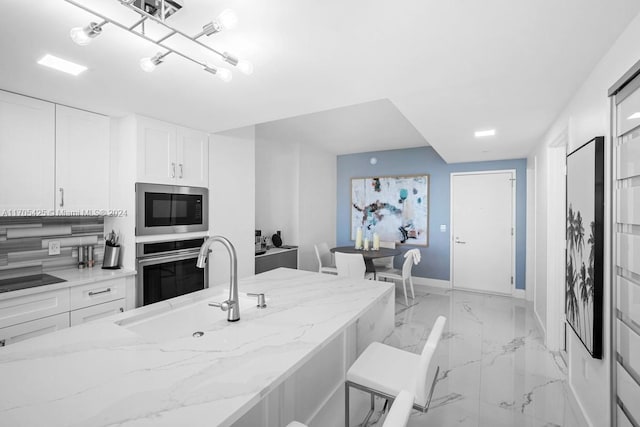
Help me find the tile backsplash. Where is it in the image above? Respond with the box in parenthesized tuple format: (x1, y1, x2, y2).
(0, 217, 105, 280)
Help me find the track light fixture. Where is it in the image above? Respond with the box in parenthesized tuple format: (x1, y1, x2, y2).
(202, 9, 239, 35)
(70, 21, 105, 46)
(222, 52, 254, 76)
(204, 65, 233, 82)
(140, 52, 167, 72)
(64, 0, 253, 82)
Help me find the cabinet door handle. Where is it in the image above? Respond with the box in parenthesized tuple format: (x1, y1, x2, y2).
(171, 162, 176, 178)
(0, 339, 5, 347)
(59, 188, 64, 207)
(88, 288, 111, 297)
(119, 307, 124, 313)
(179, 163, 183, 179)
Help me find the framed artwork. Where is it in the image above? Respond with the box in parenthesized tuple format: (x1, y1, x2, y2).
(351, 175, 429, 246)
(565, 136, 604, 359)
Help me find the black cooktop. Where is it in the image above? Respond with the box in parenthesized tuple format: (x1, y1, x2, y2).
(0, 274, 66, 293)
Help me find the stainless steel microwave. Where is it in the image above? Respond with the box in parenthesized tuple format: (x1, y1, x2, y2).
(135, 183, 208, 236)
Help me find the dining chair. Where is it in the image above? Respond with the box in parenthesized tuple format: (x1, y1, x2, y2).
(314, 242, 338, 275)
(372, 240, 396, 273)
(376, 249, 418, 306)
(286, 389, 414, 427)
(335, 252, 374, 280)
(345, 316, 447, 427)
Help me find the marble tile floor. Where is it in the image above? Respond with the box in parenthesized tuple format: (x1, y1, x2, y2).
(356, 285, 584, 427)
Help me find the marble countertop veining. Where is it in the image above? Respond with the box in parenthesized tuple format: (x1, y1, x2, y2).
(0, 267, 136, 301)
(0, 268, 394, 427)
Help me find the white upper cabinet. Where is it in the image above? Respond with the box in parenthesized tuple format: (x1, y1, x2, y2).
(137, 117, 176, 185)
(177, 126, 209, 187)
(0, 91, 111, 215)
(137, 116, 209, 187)
(55, 105, 110, 212)
(0, 91, 55, 212)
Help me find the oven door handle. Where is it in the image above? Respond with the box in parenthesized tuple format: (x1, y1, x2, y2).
(137, 251, 200, 266)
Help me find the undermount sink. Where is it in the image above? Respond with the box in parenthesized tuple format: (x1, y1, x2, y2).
(117, 293, 265, 342)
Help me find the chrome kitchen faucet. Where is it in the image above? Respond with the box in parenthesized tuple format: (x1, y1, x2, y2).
(196, 236, 240, 322)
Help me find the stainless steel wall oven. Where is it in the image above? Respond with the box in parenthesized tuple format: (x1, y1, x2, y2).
(135, 238, 208, 306)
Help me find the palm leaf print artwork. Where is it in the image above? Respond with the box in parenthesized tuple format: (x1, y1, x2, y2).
(565, 137, 604, 359)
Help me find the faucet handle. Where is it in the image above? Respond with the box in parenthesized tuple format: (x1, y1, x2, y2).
(247, 293, 267, 308)
(209, 300, 235, 311)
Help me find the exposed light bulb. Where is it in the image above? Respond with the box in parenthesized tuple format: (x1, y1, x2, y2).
(237, 59, 253, 75)
(70, 22, 102, 46)
(140, 53, 164, 72)
(70, 27, 91, 45)
(217, 68, 233, 82)
(217, 9, 238, 30)
(139, 57, 157, 72)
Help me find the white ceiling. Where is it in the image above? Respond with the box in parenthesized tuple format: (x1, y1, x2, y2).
(256, 99, 428, 155)
(1, 1, 639, 162)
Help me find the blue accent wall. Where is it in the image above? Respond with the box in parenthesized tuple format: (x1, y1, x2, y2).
(336, 146, 527, 290)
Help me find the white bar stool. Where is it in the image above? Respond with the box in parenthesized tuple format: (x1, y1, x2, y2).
(286, 390, 414, 427)
(345, 316, 447, 426)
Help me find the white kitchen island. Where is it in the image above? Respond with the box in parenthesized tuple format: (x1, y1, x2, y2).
(0, 268, 394, 427)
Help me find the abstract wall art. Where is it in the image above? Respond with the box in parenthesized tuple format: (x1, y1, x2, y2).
(351, 175, 429, 246)
(565, 136, 604, 359)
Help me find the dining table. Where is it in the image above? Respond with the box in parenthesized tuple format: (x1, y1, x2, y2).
(330, 246, 401, 275)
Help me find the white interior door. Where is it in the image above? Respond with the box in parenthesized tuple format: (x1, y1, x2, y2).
(451, 171, 515, 294)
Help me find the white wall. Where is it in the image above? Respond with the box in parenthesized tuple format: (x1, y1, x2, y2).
(255, 123, 336, 272)
(533, 151, 548, 335)
(529, 11, 640, 426)
(297, 143, 337, 271)
(254, 139, 300, 247)
(209, 126, 256, 287)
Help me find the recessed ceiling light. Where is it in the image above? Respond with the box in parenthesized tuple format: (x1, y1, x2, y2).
(474, 129, 496, 138)
(628, 112, 640, 120)
(37, 54, 87, 76)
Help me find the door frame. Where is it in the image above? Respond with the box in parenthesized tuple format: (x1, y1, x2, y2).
(449, 169, 517, 295)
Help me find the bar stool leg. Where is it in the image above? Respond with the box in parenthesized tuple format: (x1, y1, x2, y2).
(361, 393, 375, 426)
(345, 383, 350, 427)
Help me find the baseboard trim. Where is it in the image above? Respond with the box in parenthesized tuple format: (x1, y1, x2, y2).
(568, 382, 593, 427)
(411, 277, 451, 289)
(512, 288, 526, 299)
(534, 308, 546, 337)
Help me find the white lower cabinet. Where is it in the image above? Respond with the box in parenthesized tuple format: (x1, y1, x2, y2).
(0, 313, 69, 347)
(69, 278, 126, 310)
(70, 299, 125, 326)
(0, 288, 69, 329)
(0, 276, 132, 346)
(69, 278, 127, 326)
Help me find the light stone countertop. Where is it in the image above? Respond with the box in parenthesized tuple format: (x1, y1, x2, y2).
(254, 246, 298, 258)
(0, 268, 394, 427)
(0, 267, 136, 301)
